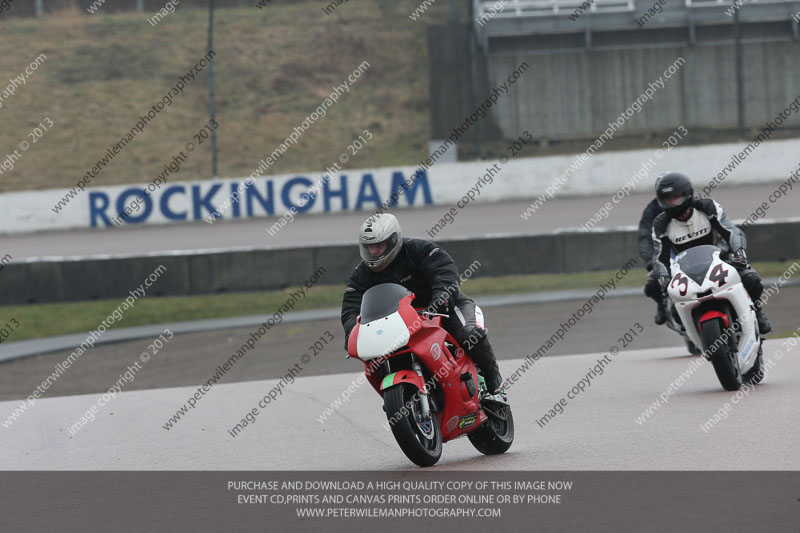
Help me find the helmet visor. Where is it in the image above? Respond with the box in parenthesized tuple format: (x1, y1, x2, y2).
(359, 233, 399, 264)
(363, 239, 389, 260)
(661, 193, 688, 207)
(657, 191, 690, 210)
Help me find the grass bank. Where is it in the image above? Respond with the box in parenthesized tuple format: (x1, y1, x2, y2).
(1, 260, 797, 341)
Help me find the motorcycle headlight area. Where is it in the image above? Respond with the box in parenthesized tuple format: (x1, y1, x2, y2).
(356, 311, 411, 360)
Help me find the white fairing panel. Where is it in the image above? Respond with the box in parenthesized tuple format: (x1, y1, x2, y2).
(475, 305, 485, 329)
(356, 310, 410, 361)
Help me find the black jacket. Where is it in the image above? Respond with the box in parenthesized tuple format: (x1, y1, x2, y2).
(341, 238, 460, 344)
(637, 198, 663, 269)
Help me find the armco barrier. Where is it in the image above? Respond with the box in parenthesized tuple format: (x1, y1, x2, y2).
(1, 221, 798, 304)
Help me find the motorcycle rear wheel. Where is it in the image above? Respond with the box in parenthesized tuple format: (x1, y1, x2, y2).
(468, 402, 514, 455)
(384, 383, 442, 467)
(702, 318, 742, 391)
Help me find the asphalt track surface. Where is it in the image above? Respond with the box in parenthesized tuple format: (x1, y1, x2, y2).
(2, 288, 798, 470)
(2, 287, 798, 401)
(7, 182, 796, 259)
(2, 338, 798, 471)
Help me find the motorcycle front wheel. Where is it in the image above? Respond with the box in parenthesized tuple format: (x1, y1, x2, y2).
(702, 318, 742, 391)
(384, 383, 442, 467)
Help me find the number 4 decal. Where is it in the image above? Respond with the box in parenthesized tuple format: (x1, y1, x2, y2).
(709, 264, 729, 287)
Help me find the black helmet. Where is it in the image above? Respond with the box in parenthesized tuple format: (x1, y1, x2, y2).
(655, 172, 693, 219)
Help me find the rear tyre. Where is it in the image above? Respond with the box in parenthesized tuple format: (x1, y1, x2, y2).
(702, 318, 742, 391)
(468, 403, 514, 455)
(384, 384, 442, 467)
(743, 345, 765, 385)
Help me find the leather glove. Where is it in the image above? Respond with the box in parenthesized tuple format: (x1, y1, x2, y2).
(658, 275, 671, 294)
(427, 291, 452, 316)
(729, 248, 749, 269)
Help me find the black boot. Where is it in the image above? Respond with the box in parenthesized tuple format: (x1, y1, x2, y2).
(654, 299, 668, 325)
(755, 302, 772, 334)
(467, 336, 503, 394)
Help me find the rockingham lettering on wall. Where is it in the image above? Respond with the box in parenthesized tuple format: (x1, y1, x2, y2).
(87, 170, 433, 227)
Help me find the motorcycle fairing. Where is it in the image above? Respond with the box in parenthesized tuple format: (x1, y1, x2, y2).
(669, 246, 759, 370)
(357, 310, 411, 360)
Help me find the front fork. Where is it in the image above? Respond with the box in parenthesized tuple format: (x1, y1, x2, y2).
(410, 356, 431, 419)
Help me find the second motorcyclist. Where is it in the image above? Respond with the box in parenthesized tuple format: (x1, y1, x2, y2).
(649, 172, 772, 334)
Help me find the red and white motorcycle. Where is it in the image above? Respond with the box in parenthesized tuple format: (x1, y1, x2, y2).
(667, 245, 764, 391)
(347, 283, 514, 467)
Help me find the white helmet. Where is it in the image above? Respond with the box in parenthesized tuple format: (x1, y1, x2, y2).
(359, 213, 402, 272)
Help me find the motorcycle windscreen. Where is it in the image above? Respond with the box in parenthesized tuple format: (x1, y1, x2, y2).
(675, 245, 719, 285)
(357, 311, 410, 360)
(359, 283, 412, 323)
(357, 283, 413, 360)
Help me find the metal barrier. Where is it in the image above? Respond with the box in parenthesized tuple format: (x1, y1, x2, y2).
(475, 0, 635, 20)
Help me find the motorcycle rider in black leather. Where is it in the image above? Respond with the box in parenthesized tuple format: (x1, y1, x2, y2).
(649, 172, 772, 335)
(638, 197, 669, 325)
(340, 213, 506, 397)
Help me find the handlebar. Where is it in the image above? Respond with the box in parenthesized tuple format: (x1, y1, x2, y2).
(418, 310, 449, 318)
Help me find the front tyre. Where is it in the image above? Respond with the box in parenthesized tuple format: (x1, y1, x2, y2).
(384, 384, 442, 467)
(468, 403, 514, 455)
(702, 318, 742, 391)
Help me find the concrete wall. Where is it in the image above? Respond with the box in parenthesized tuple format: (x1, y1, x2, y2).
(485, 29, 800, 142)
(5, 137, 800, 235)
(427, 24, 501, 143)
(3, 221, 798, 304)
(489, 38, 800, 142)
